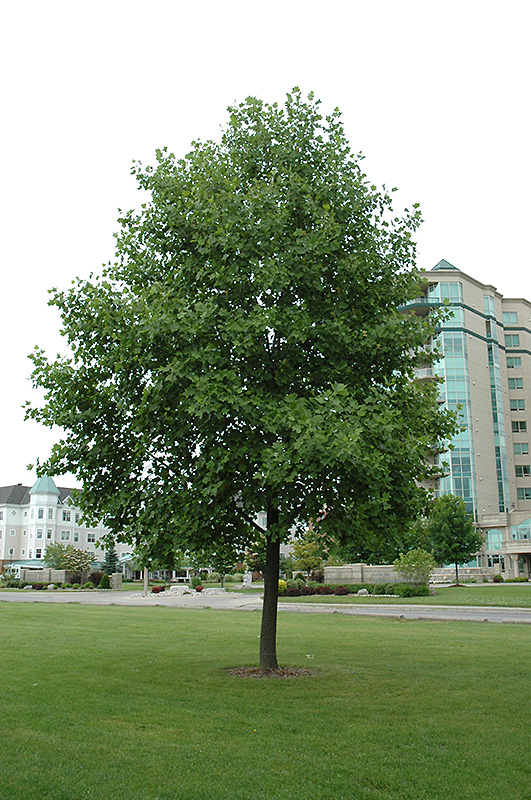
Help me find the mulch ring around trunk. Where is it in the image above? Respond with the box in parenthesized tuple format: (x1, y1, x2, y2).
(228, 666, 315, 679)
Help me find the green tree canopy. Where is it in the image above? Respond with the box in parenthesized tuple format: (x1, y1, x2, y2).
(28, 90, 456, 669)
(426, 495, 484, 585)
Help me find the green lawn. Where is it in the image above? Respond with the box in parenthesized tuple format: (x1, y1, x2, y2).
(280, 583, 531, 608)
(1, 604, 531, 800)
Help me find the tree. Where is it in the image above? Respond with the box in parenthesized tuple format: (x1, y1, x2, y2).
(43, 542, 75, 569)
(27, 90, 456, 669)
(292, 533, 324, 579)
(393, 548, 436, 586)
(426, 495, 484, 585)
(62, 548, 96, 582)
(102, 545, 119, 575)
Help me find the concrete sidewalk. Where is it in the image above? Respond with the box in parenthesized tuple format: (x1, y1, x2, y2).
(2, 589, 531, 623)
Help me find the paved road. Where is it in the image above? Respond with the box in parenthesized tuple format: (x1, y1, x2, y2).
(2, 589, 531, 624)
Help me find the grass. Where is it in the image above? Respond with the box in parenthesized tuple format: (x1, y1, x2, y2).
(1, 603, 531, 800)
(279, 583, 531, 608)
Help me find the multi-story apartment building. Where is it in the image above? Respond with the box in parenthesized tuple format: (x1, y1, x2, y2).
(0, 475, 132, 572)
(413, 259, 531, 578)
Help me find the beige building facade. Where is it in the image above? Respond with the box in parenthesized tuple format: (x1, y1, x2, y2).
(0, 476, 132, 572)
(414, 260, 531, 578)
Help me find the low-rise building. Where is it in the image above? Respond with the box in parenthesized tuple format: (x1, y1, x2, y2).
(0, 476, 133, 572)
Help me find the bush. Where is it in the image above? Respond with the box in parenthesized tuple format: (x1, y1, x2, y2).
(99, 573, 111, 589)
(493, 574, 504, 582)
(195, 585, 203, 592)
(209, 572, 220, 583)
(334, 585, 349, 596)
(72, 583, 80, 590)
(89, 571, 103, 587)
(151, 585, 164, 594)
(301, 586, 316, 595)
(278, 579, 287, 595)
(285, 587, 301, 597)
(310, 570, 324, 583)
(64, 582, 73, 589)
(318, 585, 334, 595)
(32, 583, 45, 590)
(395, 582, 430, 597)
(286, 578, 305, 590)
(294, 573, 306, 582)
(82, 581, 94, 589)
(505, 576, 529, 582)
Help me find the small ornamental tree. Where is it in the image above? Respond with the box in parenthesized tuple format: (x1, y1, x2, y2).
(426, 495, 484, 585)
(102, 546, 119, 575)
(43, 542, 74, 569)
(27, 90, 457, 669)
(393, 548, 436, 586)
(292, 533, 324, 579)
(62, 548, 96, 583)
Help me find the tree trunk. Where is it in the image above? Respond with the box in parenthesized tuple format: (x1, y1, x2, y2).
(259, 505, 280, 670)
(455, 562, 459, 586)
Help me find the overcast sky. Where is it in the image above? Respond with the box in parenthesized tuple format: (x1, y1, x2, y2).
(1, 0, 530, 488)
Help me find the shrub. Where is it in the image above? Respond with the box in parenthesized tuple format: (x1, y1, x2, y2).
(64, 582, 73, 589)
(294, 573, 305, 582)
(278, 579, 287, 595)
(89, 571, 103, 587)
(310, 570, 324, 583)
(32, 583, 45, 590)
(72, 583, 80, 590)
(82, 581, 94, 589)
(209, 572, 220, 583)
(334, 585, 349, 596)
(301, 586, 316, 595)
(195, 585, 203, 592)
(505, 576, 529, 582)
(493, 574, 504, 582)
(285, 587, 301, 597)
(395, 582, 430, 597)
(151, 585, 164, 594)
(318, 585, 334, 595)
(99, 573, 111, 589)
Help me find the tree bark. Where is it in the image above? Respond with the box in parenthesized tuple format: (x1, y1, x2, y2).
(455, 562, 459, 586)
(259, 505, 280, 670)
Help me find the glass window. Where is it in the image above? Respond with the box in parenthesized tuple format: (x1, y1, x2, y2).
(73, 532, 79, 542)
(511, 399, 526, 411)
(484, 295, 496, 315)
(48, 508, 53, 520)
(486, 530, 503, 551)
(36, 529, 43, 539)
(507, 357, 522, 368)
(505, 334, 520, 347)
(60, 530, 70, 541)
(47, 529, 52, 539)
(87, 532, 96, 543)
(36, 549, 42, 559)
(509, 378, 524, 390)
(37, 508, 44, 519)
(516, 466, 531, 477)
(10, 530, 15, 536)
(0, 511, 3, 520)
(503, 311, 518, 325)
(512, 518, 531, 540)
(514, 443, 529, 455)
(517, 488, 531, 500)
(512, 421, 527, 433)
(62, 510, 71, 522)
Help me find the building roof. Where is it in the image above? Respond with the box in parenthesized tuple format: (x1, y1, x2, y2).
(431, 258, 459, 271)
(0, 483, 74, 505)
(30, 475, 60, 495)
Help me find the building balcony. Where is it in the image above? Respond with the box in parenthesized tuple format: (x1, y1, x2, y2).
(505, 540, 531, 554)
(400, 297, 440, 316)
(413, 367, 436, 380)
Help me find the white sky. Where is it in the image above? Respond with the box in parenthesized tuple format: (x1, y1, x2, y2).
(1, 0, 530, 488)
